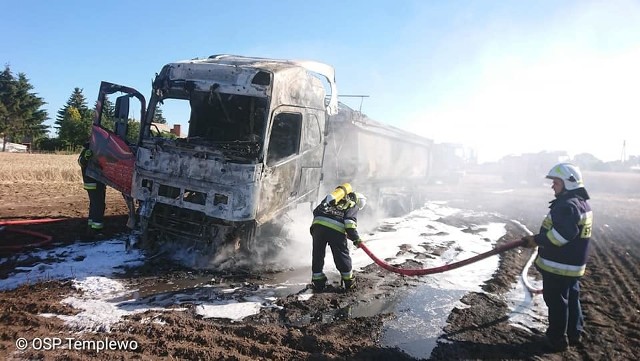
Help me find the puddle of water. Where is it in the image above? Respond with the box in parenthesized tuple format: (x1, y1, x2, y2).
(349, 294, 402, 318)
(297, 282, 466, 358)
(378, 285, 466, 359)
(117, 267, 312, 308)
(123, 275, 216, 302)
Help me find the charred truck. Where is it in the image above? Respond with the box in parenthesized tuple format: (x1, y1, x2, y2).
(86, 55, 338, 266)
(86, 54, 435, 267)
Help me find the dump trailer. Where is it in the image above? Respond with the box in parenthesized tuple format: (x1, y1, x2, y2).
(323, 103, 434, 216)
(85, 55, 338, 267)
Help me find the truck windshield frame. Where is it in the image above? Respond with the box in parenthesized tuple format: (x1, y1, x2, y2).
(143, 89, 269, 163)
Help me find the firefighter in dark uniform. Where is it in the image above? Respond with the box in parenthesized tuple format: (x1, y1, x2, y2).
(310, 183, 367, 291)
(78, 142, 106, 235)
(522, 163, 592, 352)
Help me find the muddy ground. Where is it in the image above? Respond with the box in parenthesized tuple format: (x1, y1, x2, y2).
(1, 172, 639, 360)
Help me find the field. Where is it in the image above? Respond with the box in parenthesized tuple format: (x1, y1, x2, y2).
(0, 153, 81, 184)
(1, 153, 639, 360)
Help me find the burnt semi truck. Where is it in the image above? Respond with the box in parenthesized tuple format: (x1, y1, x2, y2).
(85, 55, 434, 267)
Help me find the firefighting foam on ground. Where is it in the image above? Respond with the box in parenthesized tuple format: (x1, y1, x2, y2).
(1, 198, 538, 357)
(2, 170, 640, 360)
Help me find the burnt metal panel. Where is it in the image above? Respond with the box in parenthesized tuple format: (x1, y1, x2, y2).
(166, 61, 270, 97)
(133, 147, 260, 221)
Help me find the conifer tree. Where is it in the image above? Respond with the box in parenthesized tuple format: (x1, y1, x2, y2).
(152, 104, 167, 124)
(0, 66, 48, 151)
(96, 98, 115, 131)
(55, 88, 93, 149)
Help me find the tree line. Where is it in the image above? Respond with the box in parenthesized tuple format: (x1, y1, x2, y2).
(0, 65, 166, 152)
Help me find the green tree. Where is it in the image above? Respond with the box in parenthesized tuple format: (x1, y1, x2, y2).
(57, 106, 91, 149)
(0, 66, 49, 151)
(35, 136, 64, 151)
(55, 88, 93, 149)
(127, 118, 141, 144)
(152, 104, 167, 124)
(97, 98, 115, 131)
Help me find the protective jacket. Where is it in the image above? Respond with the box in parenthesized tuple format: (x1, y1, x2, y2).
(534, 189, 592, 277)
(311, 201, 360, 241)
(78, 147, 99, 190)
(78, 144, 106, 230)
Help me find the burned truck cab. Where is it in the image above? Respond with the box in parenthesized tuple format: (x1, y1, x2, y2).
(133, 55, 337, 265)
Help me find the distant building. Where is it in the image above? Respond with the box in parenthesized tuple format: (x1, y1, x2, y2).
(152, 123, 184, 137)
(1, 140, 29, 153)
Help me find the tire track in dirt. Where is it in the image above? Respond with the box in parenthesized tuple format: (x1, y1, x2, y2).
(582, 220, 640, 358)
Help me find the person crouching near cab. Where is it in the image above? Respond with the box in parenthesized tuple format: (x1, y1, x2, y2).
(310, 183, 366, 292)
(521, 163, 593, 352)
(78, 142, 106, 236)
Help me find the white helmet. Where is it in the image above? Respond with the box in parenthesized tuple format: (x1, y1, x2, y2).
(355, 192, 367, 210)
(546, 163, 585, 191)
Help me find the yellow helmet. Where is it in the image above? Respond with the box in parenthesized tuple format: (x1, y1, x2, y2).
(326, 183, 353, 205)
(335, 191, 366, 211)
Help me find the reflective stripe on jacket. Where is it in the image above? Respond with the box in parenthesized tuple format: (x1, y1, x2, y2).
(311, 201, 360, 241)
(534, 190, 592, 277)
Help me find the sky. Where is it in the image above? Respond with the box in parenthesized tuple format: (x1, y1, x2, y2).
(0, 201, 546, 358)
(3, 0, 640, 163)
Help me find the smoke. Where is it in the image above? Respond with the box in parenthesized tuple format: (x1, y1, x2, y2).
(271, 204, 315, 269)
(246, 194, 398, 273)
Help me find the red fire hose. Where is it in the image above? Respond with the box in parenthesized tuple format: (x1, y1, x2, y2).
(356, 237, 543, 294)
(0, 218, 63, 226)
(0, 219, 59, 252)
(356, 238, 528, 276)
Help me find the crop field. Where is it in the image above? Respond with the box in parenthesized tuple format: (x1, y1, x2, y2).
(0, 153, 81, 184)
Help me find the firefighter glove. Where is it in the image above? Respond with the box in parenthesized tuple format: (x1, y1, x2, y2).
(352, 238, 363, 247)
(521, 235, 537, 248)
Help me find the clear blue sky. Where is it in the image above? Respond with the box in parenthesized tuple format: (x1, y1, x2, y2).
(4, 0, 640, 163)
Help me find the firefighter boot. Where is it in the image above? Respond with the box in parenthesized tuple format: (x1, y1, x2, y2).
(342, 276, 356, 291)
(311, 274, 327, 291)
(86, 220, 104, 239)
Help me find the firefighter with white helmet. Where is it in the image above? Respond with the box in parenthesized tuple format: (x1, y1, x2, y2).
(310, 183, 366, 291)
(546, 162, 586, 191)
(521, 162, 593, 351)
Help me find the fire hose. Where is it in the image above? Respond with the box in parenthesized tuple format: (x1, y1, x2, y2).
(514, 222, 544, 295)
(356, 236, 543, 294)
(0, 218, 59, 252)
(356, 238, 527, 276)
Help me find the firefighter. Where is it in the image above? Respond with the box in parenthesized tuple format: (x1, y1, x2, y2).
(78, 142, 106, 236)
(521, 163, 593, 352)
(310, 183, 367, 291)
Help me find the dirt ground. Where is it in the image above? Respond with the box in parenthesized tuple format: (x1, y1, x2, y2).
(1, 172, 639, 360)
